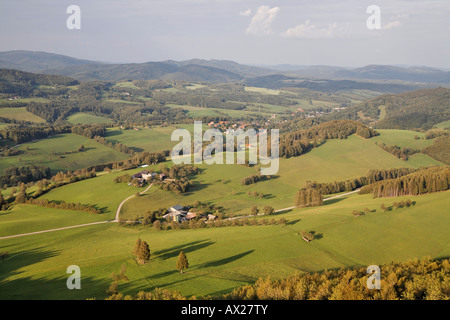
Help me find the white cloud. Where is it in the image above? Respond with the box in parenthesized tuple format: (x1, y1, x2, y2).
(245, 5, 280, 36)
(239, 9, 252, 17)
(282, 20, 349, 39)
(382, 21, 402, 30)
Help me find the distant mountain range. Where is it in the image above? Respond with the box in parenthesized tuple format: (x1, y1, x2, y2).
(1, 50, 450, 85)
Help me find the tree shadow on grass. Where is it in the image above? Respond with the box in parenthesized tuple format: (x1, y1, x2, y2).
(0, 245, 109, 299)
(286, 219, 301, 226)
(182, 182, 211, 195)
(153, 240, 214, 261)
(310, 231, 323, 240)
(195, 250, 254, 269)
(323, 197, 346, 206)
(105, 130, 123, 138)
(271, 208, 293, 216)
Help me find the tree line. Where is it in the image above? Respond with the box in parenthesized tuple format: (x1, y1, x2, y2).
(375, 142, 420, 160)
(0, 165, 51, 187)
(0, 124, 72, 144)
(360, 166, 449, 197)
(304, 167, 419, 195)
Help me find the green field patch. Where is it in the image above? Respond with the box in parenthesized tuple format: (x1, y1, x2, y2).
(244, 87, 280, 95)
(370, 129, 434, 150)
(433, 120, 450, 129)
(66, 112, 113, 125)
(105, 124, 196, 153)
(0, 133, 127, 174)
(0, 204, 106, 237)
(0, 107, 45, 123)
(39, 168, 146, 219)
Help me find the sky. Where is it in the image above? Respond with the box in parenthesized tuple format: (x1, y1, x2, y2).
(0, 0, 449, 68)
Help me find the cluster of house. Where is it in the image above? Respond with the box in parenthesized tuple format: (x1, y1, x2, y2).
(130, 169, 166, 186)
(162, 205, 217, 223)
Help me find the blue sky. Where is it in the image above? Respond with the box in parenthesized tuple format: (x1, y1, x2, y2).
(0, 0, 449, 67)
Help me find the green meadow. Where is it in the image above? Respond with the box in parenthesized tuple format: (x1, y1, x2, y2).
(0, 190, 448, 299)
(0, 133, 127, 174)
(66, 112, 113, 125)
(0, 125, 447, 300)
(0, 204, 106, 237)
(104, 124, 199, 153)
(0, 107, 45, 123)
(370, 129, 434, 150)
(37, 134, 443, 221)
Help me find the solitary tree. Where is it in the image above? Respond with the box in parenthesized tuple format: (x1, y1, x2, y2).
(176, 251, 189, 274)
(133, 238, 142, 256)
(263, 205, 275, 215)
(251, 206, 259, 216)
(137, 241, 151, 263)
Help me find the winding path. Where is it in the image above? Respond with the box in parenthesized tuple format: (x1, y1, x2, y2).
(114, 183, 153, 221)
(0, 186, 358, 240)
(0, 183, 153, 241)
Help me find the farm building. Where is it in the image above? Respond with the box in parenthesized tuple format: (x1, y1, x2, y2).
(162, 205, 197, 223)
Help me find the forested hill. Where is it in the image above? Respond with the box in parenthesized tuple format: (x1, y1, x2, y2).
(0, 69, 79, 95)
(323, 87, 450, 130)
(0, 50, 98, 73)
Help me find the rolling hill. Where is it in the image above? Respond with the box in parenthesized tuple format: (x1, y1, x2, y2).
(323, 87, 450, 130)
(1, 51, 449, 87)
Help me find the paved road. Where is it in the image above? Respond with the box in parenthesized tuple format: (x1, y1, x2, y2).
(0, 186, 358, 240)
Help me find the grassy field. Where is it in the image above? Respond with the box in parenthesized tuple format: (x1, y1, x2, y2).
(165, 104, 271, 118)
(66, 113, 113, 125)
(0, 125, 447, 300)
(0, 107, 45, 123)
(104, 124, 201, 153)
(0, 204, 106, 237)
(433, 120, 450, 129)
(370, 129, 434, 150)
(0, 133, 128, 174)
(38, 168, 145, 220)
(39, 134, 442, 221)
(244, 87, 281, 95)
(0, 190, 448, 300)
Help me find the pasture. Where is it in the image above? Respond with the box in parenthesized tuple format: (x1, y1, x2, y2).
(0, 190, 448, 299)
(0, 133, 127, 174)
(0, 107, 45, 123)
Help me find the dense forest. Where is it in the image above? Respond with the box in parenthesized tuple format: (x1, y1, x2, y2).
(0, 165, 51, 187)
(422, 136, 450, 165)
(360, 166, 449, 197)
(0, 124, 72, 143)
